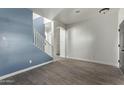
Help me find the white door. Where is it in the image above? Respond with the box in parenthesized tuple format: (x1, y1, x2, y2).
(119, 20, 124, 72)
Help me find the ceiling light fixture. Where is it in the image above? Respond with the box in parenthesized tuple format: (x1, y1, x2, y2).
(75, 10, 80, 13)
(99, 8, 110, 14)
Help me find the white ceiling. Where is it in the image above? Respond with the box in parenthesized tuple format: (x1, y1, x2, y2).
(32, 8, 64, 20)
(32, 8, 119, 25)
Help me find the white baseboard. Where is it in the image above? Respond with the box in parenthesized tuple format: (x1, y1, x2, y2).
(0, 60, 53, 80)
(53, 56, 66, 61)
(67, 56, 119, 68)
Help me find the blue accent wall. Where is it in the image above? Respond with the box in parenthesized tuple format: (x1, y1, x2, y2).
(0, 9, 53, 76)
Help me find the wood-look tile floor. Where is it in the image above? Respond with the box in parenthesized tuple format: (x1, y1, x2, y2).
(1, 58, 124, 85)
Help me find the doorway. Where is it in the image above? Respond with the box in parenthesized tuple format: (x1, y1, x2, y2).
(60, 27, 66, 58)
(55, 26, 66, 58)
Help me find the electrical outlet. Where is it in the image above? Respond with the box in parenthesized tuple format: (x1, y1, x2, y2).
(29, 60, 32, 64)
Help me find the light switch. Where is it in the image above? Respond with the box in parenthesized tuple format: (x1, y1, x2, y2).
(2, 36, 7, 40)
(29, 60, 32, 64)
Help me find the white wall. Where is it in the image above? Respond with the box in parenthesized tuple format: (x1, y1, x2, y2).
(118, 8, 124, 25)
(60, 27, 66, 57)
(66, 10, 119, 67)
